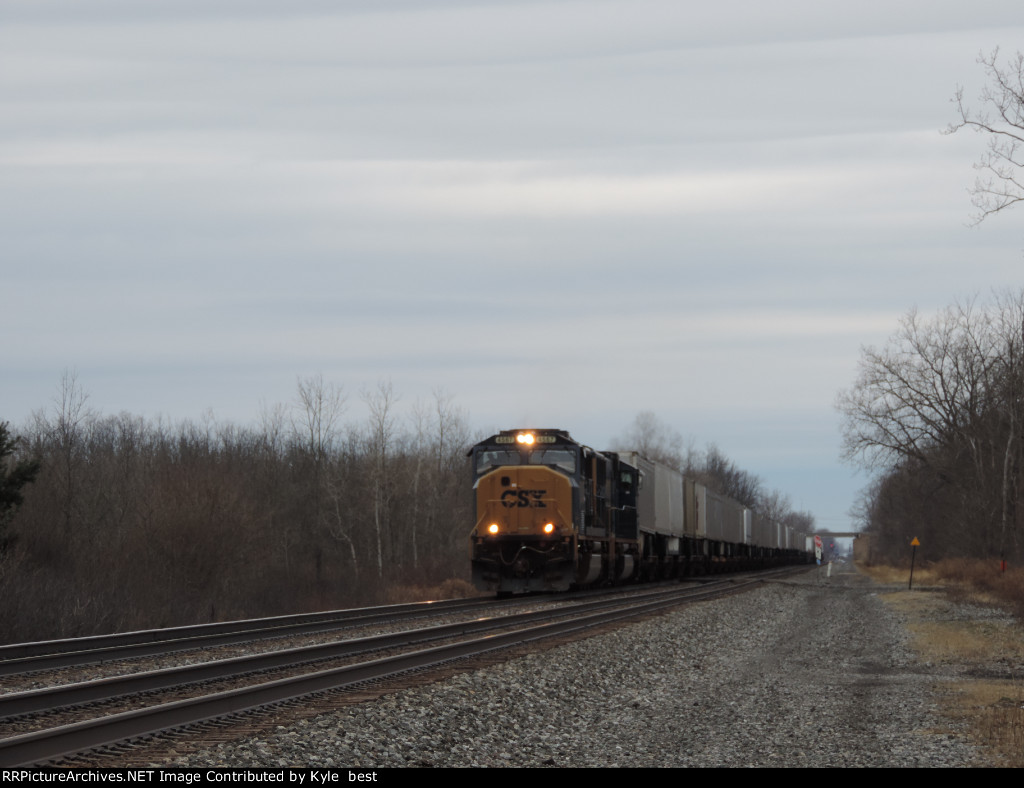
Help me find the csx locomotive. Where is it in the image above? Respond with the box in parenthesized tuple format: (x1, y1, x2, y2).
(469, 428, 810, 594)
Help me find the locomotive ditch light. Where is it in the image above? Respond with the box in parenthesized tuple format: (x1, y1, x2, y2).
(543, 522, 555, 534)
(515, 432, 535, 445)
(487, 523, 500, 535)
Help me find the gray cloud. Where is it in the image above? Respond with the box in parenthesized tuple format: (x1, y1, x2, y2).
(4, 1, 1024, 532)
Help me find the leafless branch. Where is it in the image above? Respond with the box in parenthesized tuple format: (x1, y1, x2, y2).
(945, 49, 1024, 224)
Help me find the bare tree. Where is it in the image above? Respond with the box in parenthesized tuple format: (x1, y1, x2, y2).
(699, 443, 762, 509)
(614, 411, 686, 470)
(839, 292, 1024, 559)
(423, 389, 472, 564)
(363, 380, 398, 580)
(258, 400, 288, 458)
(756, 489, 792, 528)
(946, 48, 1024, 223)
(837, 301, 1001, 471)
(782, 510, 816, 535)
(32, 369, 94, 538)
(290, 375, 347, 584)
(292, 374, 346, 462)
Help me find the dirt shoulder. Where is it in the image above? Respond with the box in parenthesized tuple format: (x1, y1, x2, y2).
(857, 562, 1024, 766)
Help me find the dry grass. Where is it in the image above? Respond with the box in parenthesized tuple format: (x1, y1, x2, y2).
(858, 562, 940, 587)
(860, 560, 1024, 766)
(885, 594, 1024, 666)
(860, 558, 1024, 616)
(944, 681, 1024, 766)
(383, 577, 482, 604)
(930, 559, 1024, 616)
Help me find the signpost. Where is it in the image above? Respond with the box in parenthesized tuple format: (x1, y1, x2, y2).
(909, 537, 920, 590)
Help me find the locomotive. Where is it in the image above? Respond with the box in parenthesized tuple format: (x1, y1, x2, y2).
(468, 428, 810, 595)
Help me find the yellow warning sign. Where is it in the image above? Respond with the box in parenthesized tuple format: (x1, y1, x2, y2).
(911, 537, 920, 546)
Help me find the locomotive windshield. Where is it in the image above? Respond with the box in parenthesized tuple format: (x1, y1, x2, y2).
(528, 449, 576, 474)
(474, 447, 577, 476)
(474, 450, 521, 475)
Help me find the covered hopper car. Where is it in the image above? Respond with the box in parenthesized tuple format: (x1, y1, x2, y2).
(469, 428, 810, 594)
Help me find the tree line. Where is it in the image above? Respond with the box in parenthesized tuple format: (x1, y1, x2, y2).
(614, 411, 816, 536)
(0, 374, 475, 643)
(839, 291, 1024, 563)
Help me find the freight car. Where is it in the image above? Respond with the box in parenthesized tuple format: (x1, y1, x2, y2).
(469, 428, 810, 595)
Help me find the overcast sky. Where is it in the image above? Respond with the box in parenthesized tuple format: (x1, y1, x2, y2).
(4, 1, 1024, 535)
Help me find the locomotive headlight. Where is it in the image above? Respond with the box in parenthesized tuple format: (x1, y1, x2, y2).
(515, 432, 535, 445)
(543, 522, 555, 534)
(487, 523, 500, 535)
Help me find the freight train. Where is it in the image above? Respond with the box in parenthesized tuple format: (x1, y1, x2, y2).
(469, 428, 811, 595)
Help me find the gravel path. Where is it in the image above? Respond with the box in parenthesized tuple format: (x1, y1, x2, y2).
(159, 565, 981, 767)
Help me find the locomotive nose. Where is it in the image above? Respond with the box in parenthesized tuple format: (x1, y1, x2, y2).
(476, 465, 570, 536)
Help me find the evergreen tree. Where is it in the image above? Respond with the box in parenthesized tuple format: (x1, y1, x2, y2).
(0, 421, 40, 543)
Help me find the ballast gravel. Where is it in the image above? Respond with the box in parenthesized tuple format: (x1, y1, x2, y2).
(159, 567, 983, 768)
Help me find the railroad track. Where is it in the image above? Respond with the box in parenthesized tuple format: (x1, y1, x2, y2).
(1, 568, 807, 767)
(0, 597, 504, 677)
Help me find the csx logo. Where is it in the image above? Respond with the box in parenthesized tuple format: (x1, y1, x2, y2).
(500, 489, 547, 508)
